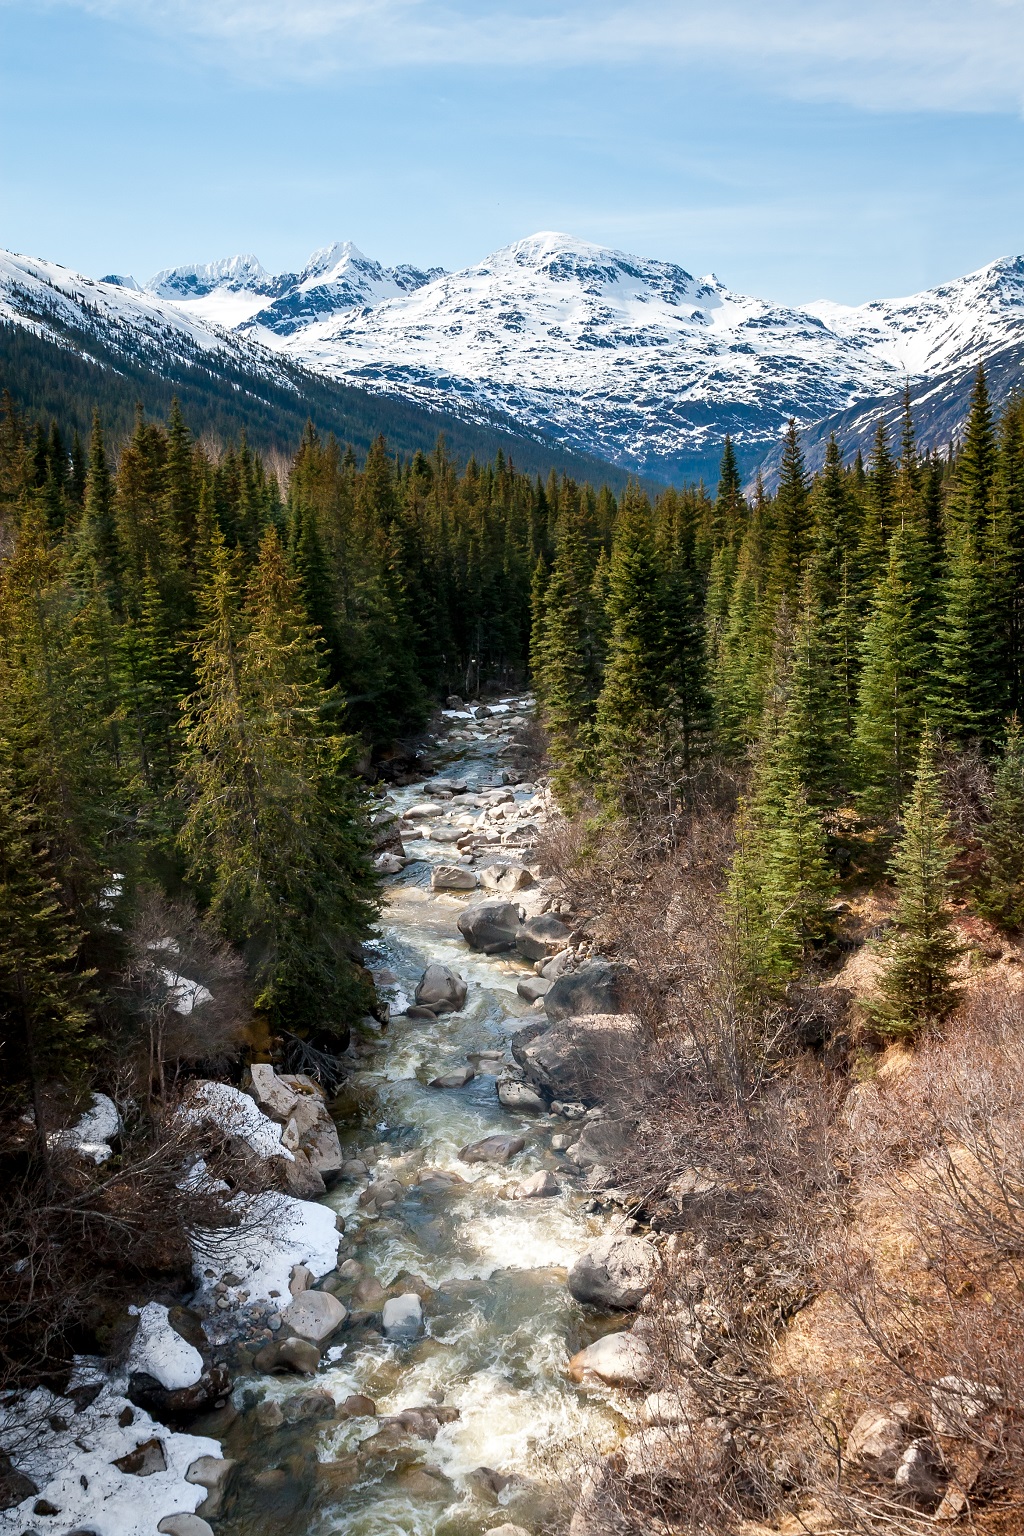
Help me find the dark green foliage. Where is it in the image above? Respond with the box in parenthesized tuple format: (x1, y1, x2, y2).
(871, 728, 963, 1037)
(976, 715, 1024, 930)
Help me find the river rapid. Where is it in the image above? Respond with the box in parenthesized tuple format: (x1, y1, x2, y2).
(219, 697, 626, 1536)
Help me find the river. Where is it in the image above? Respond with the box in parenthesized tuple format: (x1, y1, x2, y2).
(219, 697, 624, 1536)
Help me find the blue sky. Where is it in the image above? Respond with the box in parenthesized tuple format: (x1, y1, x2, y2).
(3, 0, 1024, 305)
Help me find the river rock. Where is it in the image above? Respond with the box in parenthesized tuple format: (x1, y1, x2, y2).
(430, 826, 465, 843)
(516, 914, 572, 962)
(544, 960, 632, 1021)
(431, 864, 478, 891)
(280, 1149, 327, 1199)
(540, 948, 574, 981)
(568, 1235, 658, 1309)
(457, 899, 523, 953)
(497, 1081, 547, 1112)
(278, 1336, 321, 1374)
(382, 1293, 423, 1340)
(486, 1527, 533, 1536)
(158, 1519, 214, 1536)
(479, 862, 534, 893)
(374, 853, 405, 876)
(516, 975, 550, 1003)
(280, 1290, 347, 1343)
(185, 1455, 236, 1516)
(339, 1393, 377, 1418)
(514, 1170, 559, 1198)
(568, 1332, 653, 1387)
(514, 1014, 639, 1102)
(425, 776, 469, 794)
(460, 1134, 526, 1163)
(304, 1119, 345, 1180)
(415, 964, 469, 1013)
(248, 1064, 299, 1123)
(430, 1066, 475, 1088)
(404, 801, 446, 819)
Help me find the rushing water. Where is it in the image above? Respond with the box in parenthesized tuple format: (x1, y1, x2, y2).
(219, 700, 625, 1536)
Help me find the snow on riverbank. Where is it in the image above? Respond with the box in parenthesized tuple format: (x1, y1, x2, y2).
(0, 1384, 220, 1536)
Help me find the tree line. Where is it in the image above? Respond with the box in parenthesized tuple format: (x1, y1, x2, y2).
(531, 368, 1024, 1034)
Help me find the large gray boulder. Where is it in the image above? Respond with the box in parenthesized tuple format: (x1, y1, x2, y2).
(513, 1013, 639, 1102)
(516, 914, 572, 963)
(281, 1290, 348, 1343)
(544, 960, 632, 1021)
(459, 1134, 526, 1163)
(568, 1234, 659, 1309)
(415, 964, 468, 1014)
(457, 900, 523, 954)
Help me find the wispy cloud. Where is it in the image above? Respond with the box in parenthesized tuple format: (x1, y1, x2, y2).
(23, 0, 1024, 111)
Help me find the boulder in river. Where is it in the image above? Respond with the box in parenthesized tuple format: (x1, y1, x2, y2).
(516, 976, 550, 1004)
(280, 1290, 348, 1343)
(497, 1081, 547, 1113)
(429, 1066, 475, 1089)
(568, 1332, 653, 1387)
(374, 853, 405, 876)
(381, 1293, 424, 1341)
(568, 1235, 659, 1309)
(514, 1170, 559, 1198)
(544, 960, 632, 1021)
(459, 1134, 526, 1163)
(158, 1518, 214, 1536)
(516, 914, 572, 963)
(479, 861, 534, 894)
(431, 864, 478, 891)
(415, 964, 468, 1013)
(457, 899, 523, 953)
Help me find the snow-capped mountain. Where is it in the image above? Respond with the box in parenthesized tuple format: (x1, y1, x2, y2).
(242, 232, 911, 477)
(143, 243, 444, 337)
(5, 233, 1024, 482)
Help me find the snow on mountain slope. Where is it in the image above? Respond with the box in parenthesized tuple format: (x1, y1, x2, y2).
(805, 255, 1024, 377)
(242, 231, 905, 474)
(148, 242, 444, 335)
(0, 248, 303, 401)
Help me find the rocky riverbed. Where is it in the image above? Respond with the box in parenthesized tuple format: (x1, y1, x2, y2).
(1, 696, 665, 1536)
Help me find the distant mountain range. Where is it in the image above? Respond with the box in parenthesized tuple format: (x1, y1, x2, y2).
(4, 234, 1024, 482)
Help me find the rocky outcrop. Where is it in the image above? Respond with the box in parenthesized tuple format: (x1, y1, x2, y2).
(513, 1013, 639, 1102)
(544, 960, 632, 1021)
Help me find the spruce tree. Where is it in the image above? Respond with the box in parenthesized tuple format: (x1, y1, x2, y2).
(768, 421, 811, 601)
(178, 529, 377, 1035)
(871, 727, 962, 1037)
(534, 505, 603, 794)
(854, 521, 932, 818)
(976, 715, 1024, 929)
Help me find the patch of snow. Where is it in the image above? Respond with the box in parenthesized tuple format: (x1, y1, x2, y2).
(126, 1304, 204, 1392)
(0, 1384, 219, 1536)
(48, 1092, 121, 1164)
(179, 1080, 293, 1161)
(191, 1191, 339, 1305)
(157, 967, 213, 1015)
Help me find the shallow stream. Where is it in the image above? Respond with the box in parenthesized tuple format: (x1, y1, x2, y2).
(218, 700, 624, 1536)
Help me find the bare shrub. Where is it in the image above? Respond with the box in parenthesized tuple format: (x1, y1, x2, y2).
(115, 887, 250, 1098)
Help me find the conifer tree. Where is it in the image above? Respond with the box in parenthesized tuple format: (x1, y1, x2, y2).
(768, 421, 811, 601)
(534, 505, 603, 794)
(594, 489, 667, 795)
(854, 521, 933, 818)
(871, 727, 962, 1036)
(929, 522, 1008, 745)
(857, 419, 897, 591)
(976, 715, 1024, 929)
(178, 529, 377, 1034)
